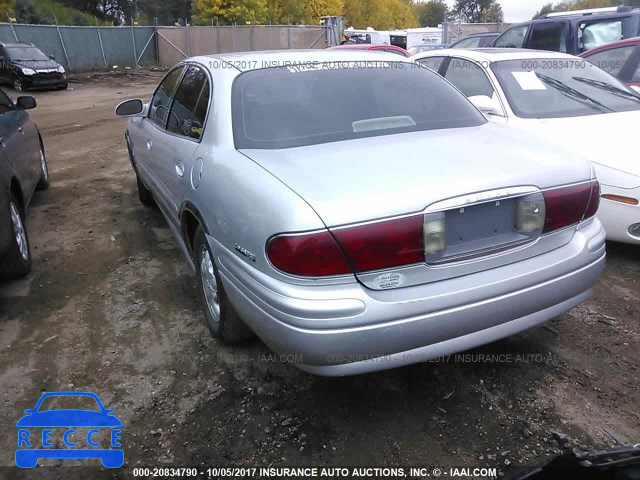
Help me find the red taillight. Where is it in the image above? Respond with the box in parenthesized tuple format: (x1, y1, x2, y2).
(543, 181, 598, 234)
(267, 215, 425, 277)
(584, 180, 600, 218)
(266, 231, 352, 277)
(331, 215, 424, 272)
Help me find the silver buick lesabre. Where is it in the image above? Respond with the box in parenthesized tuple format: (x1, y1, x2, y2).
(116, 50, 605, 376)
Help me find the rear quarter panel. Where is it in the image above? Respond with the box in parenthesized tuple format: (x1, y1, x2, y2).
(183, 63, 342, 287)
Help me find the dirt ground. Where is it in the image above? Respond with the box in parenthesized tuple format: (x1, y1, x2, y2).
(0, 70, 638, 479)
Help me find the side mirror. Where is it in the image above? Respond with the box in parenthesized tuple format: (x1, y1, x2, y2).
(16, 96, 36, 110)
(468, 95, 502, 116)
(630, 85, 640, 94)
(115, 98, 144, 117)
(49, 54, 55, 60)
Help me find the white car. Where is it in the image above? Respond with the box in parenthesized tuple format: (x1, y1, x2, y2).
(413, 48, 640, 244)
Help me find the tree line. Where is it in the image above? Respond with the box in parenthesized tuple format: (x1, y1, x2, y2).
(533, 0, 640, 18)
(3, 0, 506, 28)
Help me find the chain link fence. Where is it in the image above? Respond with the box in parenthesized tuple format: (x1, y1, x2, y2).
(0, 22, 331, 72)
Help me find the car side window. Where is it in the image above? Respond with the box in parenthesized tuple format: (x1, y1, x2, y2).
(455, 37, 481, 48)
(444, 58, 495, 98)
(0, 90, 14, 115)
(417, 56, 446, 73)
(632, 62, 640, 83)
(494, 25, 529, 48)
(528, 21, 569, 52)
(578, 20, 623, 53)
(166, 65, 210, 141)
(584, 45, 636, 77)
(148, 67, 184, 128)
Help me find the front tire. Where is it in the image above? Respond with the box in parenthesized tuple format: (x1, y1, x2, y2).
(194, 225, 253, 344)
(13, 77, 23, 92)
(36, 137, 50, 190)
(0, 193, 32, 279)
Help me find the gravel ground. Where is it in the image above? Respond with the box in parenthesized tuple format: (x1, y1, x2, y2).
(0, 70, 638, 479)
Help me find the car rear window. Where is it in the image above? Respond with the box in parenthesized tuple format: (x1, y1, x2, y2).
(232, 61, 486, 149)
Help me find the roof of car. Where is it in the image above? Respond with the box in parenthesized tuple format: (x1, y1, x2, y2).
(413, 47, 579, 62)
(580, 36, 640, 56)
(457, 32, 500, 38)
(189, 49, 409, 72)
(330, 44, 403, 50)
(0, 42, 35, 47)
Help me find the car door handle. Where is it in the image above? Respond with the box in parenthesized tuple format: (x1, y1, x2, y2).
(175, 161, 184, 177)
(146, 139, 152, 150)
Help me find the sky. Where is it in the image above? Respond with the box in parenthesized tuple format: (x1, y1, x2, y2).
(440, 0, 550, 23)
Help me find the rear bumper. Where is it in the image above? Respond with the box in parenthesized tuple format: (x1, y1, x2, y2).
(214, 219, 606, 376)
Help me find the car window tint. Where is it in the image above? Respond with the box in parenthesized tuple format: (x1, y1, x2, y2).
(584, 45, 636, 77)
(455, 37, 481, 48)
(445, 58, 495, 98)
(417, 56, 445, 73)
(148, 67, 183, 128)
(494, 25, 529, 48)
(167, 66, 209, 140)
(529, 22, 569, 52)
(579, 20, 623, 52)
(232, 62, 486, 149)
(0, 90, 13, 114)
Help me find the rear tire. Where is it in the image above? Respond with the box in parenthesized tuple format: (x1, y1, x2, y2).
(194, 225, 253, 344)
(0, 193, 32, 280)
(36, 137, 50, 191)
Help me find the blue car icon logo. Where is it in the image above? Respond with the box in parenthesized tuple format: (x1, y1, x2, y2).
(15, 391, 123, 468)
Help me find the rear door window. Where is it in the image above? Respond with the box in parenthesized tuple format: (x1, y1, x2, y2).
(584, 45, 637, 77)
(528, 21, 569, 52)
(167, 65, 210, 140)
(444, 58, 495, 98)
(578, 20, 623, 53)
(416, 56, 446, 73)
(494, 25, 530, 48)
(148, 67, 184, 128)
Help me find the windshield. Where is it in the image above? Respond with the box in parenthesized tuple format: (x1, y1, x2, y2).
(492, 58, 640, 118)
(232, 61, 486, 149)
(37, 395, 101, 412)
(6, 47, 49, 62)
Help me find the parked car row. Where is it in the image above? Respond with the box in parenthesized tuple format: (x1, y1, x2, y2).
(413, 47, 640, 245)
(0, 91, 48, 279)
(115, 49, 610, 376)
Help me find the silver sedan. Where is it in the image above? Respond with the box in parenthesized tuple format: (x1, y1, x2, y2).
(116, 50, 605, 376)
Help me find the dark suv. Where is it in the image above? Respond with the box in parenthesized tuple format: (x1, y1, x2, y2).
(493, 6, 640, 55)
(0, 42, 67, 91)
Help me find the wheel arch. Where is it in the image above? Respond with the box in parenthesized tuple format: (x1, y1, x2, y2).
(9, 177, 24, 209)
(180, 201, 211, 260)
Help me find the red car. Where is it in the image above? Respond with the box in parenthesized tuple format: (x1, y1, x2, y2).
(580, 37, 640, 87)
(329, 44, 410, 57)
